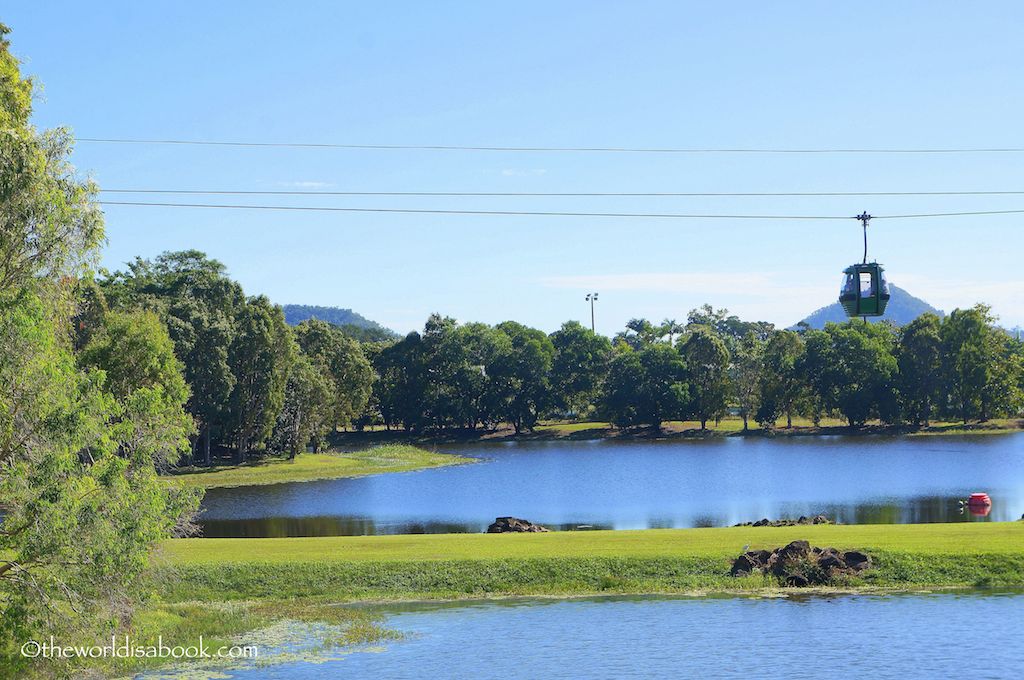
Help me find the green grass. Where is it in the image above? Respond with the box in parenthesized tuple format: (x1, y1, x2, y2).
(170, 444, 474, 488)
(155, 522, 1024, 602)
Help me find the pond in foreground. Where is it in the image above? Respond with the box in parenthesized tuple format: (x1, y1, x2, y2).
(154, 592, 1024, 679)
(199, 434, 1024, 536)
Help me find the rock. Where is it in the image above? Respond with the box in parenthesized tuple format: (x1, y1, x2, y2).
(729, 542, 873, 586)
(486, 516, 549, 533)
(785, 574, 810, 587)
(736, 516, 832, 527)
(730, 554, 759, 576)
(817, 548, 846, 570)
(730, 549, 774, 576)
(843, 551, 871, 571)
(777, 540, 811, 560)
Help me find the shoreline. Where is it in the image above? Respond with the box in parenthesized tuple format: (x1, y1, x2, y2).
(169, 444, 474, 489)
(333, 418, 1024, 447)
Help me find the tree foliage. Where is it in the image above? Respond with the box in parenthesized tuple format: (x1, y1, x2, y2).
(0, 26, 198, 672)
(680, 327, 731, 429)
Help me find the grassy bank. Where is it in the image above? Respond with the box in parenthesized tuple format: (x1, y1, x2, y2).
(335, 417, 1024, 446)
(156, 522, 1024, 602)
(170, 444, 473, 489)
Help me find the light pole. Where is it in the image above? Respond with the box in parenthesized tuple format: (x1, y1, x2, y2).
(585, 292, 599, 332)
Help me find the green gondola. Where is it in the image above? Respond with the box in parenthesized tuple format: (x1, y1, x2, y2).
(839, 262, 890, 317)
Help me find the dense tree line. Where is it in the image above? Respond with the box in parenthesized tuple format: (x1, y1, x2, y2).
(359, 303, 1024, 433)
(90, 250, 1024, 462)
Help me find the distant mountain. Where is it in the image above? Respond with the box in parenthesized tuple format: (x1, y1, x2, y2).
(793, 284, 943, 330)
(281, 304, 398, 341)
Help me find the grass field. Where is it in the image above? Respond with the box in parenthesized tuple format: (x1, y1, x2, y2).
(170, 444, 473, 488)
(156, 522, 1024, 602)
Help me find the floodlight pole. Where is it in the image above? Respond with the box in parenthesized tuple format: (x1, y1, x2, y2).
(585, 292, 599, 332)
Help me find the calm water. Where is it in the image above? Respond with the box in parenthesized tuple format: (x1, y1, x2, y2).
(153, 592, 1024, 679)
(199, 434, 1024, 537)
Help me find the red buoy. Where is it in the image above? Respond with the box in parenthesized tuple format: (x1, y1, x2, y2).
(968, 492, 992, 507)
(969, 503, 992, 517)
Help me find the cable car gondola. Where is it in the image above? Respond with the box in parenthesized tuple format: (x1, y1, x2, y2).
(839, 212, 891, 318)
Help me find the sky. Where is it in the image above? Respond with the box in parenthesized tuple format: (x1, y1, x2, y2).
(5, 2, 1024, 334)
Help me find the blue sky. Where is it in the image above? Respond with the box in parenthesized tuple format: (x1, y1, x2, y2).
(6, 2, 1024, 333)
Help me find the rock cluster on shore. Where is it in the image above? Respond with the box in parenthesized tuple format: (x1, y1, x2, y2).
(486, 517, 550, 533)
(730, 540, 872, 586)
(734, 515, 831, 527)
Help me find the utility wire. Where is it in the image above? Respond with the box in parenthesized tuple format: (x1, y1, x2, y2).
(96, 200, 1024, 220)
(78, 138, 1024, 154)
(96, 201, 846, 219)
(100, 188, 1024, 198)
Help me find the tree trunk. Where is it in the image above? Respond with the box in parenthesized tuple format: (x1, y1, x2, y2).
(786, 412, 792, 429)
(203, 425, 212, 466)
(742, 414, 749, 431)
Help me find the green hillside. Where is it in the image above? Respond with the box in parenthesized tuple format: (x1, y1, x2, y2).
(795, 284, 943, 329)
(281, 304, 398, 341)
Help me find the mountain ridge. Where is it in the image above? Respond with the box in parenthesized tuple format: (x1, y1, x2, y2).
(792, 284, 944, 329)
(281, 304, 398, 340)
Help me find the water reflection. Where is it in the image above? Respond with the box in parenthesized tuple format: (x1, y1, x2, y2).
(198, 493, 1014, 537)
(198, 434, 1024, 537)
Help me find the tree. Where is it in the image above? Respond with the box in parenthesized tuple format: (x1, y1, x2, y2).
(659, 318, 684, 346)
(825, 322, 899, 426)
(78, 310, 194, 470)
(680, 328, 731, 429)
(491, 321, 555, 433)
(602, 344, 688, 429)
(940, 305, 1024, 422)
(796, 329, 834, 426)
(270, 352, 334, 457)
(166, 297, 236, 464)
(100, 251, 243, 465)
(897, 313, 943, 426)
(549, 321, 612, 419)
(615, 318, 660, 349)
(757, 330, 806, 429)
(71, 277, 109, 350)
(0, 51, 103, 294)
(686, 304, 774, 354)
(228, 296, 294, 459)
(418, 314, 475, 429)
(374, 331, 427, 431)
(731, 332, 764, 431)
(1, 26, 197, 672)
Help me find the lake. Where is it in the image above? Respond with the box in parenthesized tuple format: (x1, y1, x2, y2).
(150, 591, 1024, 679)
(199, 434, 1024, 537)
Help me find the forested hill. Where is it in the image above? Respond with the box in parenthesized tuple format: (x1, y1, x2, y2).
(794, 285, 943, 329)
(282, 305, 398, 341)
